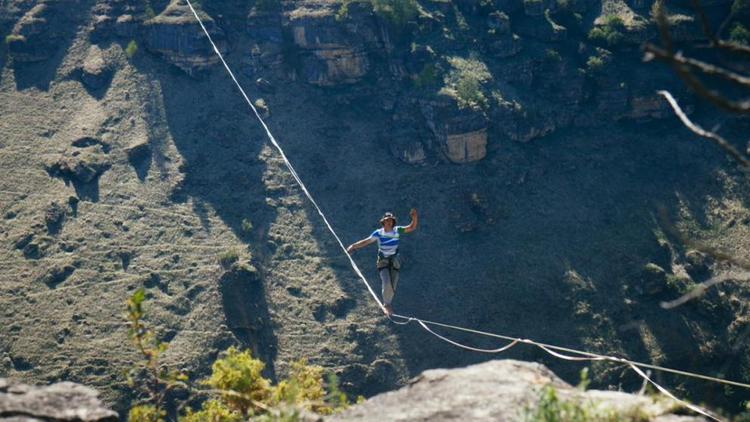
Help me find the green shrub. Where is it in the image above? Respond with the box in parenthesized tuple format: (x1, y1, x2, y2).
(128, 405, 164, 422)
(586, 55, 605, 71)
(4, 34, 26, 44)
(205, 347, 273, 415)
(439, 54, 492, 110)
(218, 248, 240, 269)
(372, 0, 420, 27)
(274, 359, 335, 414)
(241, 218, 254, 233)
(588, 14, 625, 46)
(182, 400, 242, 422)
(730, 23, 750, 45)
(125, 40, 138, 58)
(413, 63, 440, 88)
(544, 48, 562, 62)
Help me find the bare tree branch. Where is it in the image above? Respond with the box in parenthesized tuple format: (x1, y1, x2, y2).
(660, 274, 740, 309)
(658, 90, 750, 169)
(644, 45, 750, 88)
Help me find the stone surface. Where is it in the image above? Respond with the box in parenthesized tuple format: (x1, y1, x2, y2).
(80, 45, 112, 90)
(421, 98, 489, 163)
(287, 5, 373, 86)
(6, 3, 60, 62)
(45, 146, 111, 185)
(333, 360, 704, 421)
(0, 378, 117, 421)
(143, 0, 226, 76)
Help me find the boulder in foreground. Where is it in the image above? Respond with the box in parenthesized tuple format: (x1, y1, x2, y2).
(0, 378, 117, 421)
(332, 359, 705, 421)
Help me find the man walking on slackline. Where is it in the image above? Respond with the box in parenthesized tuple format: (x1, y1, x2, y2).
(347, 209, 418, 316)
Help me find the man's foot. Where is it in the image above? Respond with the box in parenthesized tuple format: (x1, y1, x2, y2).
(384, 304, 394, 317)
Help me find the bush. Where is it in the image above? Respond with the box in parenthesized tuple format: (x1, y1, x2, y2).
(125, 40, 138, 58)
(128, 405, 164, 422)
(413, 63, 440, 88)
(588, 14, 625, 46)
(586, 55, 605, 71)
(544, 48, 562, 62)
(372, 0, 419, 27)
(218, 248, 240, 269)
(205, 347, 273, 415)
(182, 400, 242, 422)
(439, 55, 492, 110)
(241, 218, 254, 234)
(4, 34, 26, 44)
(730, 23, 750, 45)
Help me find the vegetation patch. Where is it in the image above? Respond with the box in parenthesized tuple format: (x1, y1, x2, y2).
(588, 15, 625, 46)
(4, 34, 26, 44)
(338, 0, 419, 27)
(730, 23, 750, 45)
(439, 54, 492, 110)
(218, 248, 241, 269)
(125, 290, 352, 421)
(125, 40, 138, 58)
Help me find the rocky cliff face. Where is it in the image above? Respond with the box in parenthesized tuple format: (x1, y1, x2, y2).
(1, 0, 749, 416)
(334, 360, 704, 421)
(0, 378, 117, 421)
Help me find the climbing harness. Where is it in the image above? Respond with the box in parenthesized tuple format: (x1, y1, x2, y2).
(183, 2, 741, 419)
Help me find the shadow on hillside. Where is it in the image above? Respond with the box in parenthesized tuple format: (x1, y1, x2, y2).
(10, 1, 91, 92)
(142, 58, 281, 376)
(298, 120, 736, 396)
(220, 267, 278, 380)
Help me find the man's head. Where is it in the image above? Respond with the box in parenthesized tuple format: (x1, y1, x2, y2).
(380, 212, 396, 230)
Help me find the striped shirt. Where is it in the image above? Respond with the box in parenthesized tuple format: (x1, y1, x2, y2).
(369, 226, 406, 257)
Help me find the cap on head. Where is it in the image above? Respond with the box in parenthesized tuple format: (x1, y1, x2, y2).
(380, 212, 397, 225)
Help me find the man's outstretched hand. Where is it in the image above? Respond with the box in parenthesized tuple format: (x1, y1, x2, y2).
(410, 208, 417, 219)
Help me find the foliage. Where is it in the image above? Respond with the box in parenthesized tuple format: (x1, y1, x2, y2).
(577, 367, 590, 391)
(125, 40, 138, 58)
(545, 48, 562, 62)
(124, 292, 351, 421)
(413, 63, 440, 88)
(372, 0, 420, 27)
(588, 15, 625, 46)
(218, 248, 240, 269)
(337, 0, 419, 29)
(204, 347, 273, 416)
(4, 34, 26, 44)
(526, 385, 653, 422)
(241, 218, 254, 234)
(193, 348, 350, 418)
(128, 404, 164, 422)
(182, 400, 243, 422)
(274, 359, 333, 414)
(126, 289, 187, 420)
(730, 23, 750, 45)
(439, 54, 492, 110)
(586, 55, 605, 71)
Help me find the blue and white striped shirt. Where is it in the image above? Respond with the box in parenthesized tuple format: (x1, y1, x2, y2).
(369, 226, 406, 257)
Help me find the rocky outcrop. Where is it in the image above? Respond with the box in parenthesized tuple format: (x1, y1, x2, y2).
(287, 4, 373, 86)
(332, 360, 705, 421)
(246, 6, 285, 72)
(45, 139, 111, 185)
(421, 99, 489, 163)
(6, 3, 65, 62)
(79, 45, 112, 91)
(0, 378, 117, 421)
(143, 1, 226, 76)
